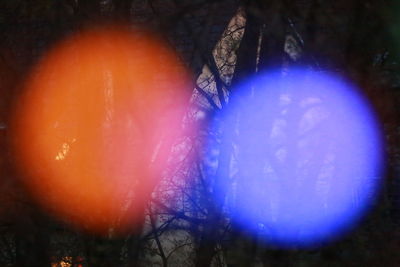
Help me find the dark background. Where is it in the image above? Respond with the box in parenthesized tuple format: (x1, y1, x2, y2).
(0, 0, 400, 266)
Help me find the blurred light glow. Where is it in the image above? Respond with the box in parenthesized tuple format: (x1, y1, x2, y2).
(210, 69, 384, 248)
(11, 25, 192, 235)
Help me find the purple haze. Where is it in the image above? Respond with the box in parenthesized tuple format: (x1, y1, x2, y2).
(210, 69, 384, 248)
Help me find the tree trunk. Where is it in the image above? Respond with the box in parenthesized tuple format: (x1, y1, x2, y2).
(85, 235, 125, 267)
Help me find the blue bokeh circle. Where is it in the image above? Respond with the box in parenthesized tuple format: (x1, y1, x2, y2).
(208, 68, 384, 248)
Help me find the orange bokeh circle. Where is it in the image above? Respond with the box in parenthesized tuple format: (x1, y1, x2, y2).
(11, 25, 192, 235)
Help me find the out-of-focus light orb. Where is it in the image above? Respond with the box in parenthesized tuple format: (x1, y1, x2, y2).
(11, 25, 192, 235)
(211, 69, 384, 248)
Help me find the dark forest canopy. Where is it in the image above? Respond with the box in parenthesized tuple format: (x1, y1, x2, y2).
(0, 0, 400, 266)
